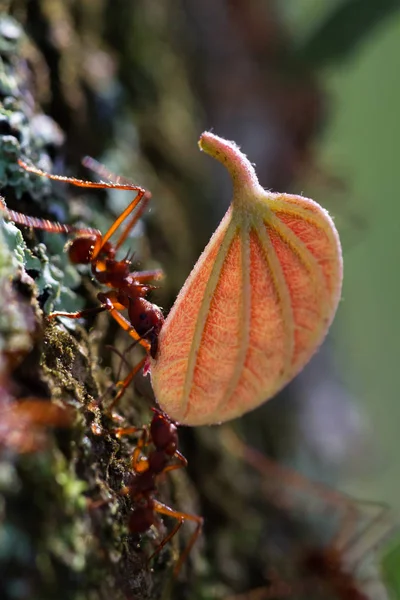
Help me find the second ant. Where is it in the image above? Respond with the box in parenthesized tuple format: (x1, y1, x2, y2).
(112, 408, 203, 576)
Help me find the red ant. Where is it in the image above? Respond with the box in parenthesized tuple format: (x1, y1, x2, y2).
(222, 430, 394, 600)
(112, 408, 203, 576)
(1, 157, 164, 406)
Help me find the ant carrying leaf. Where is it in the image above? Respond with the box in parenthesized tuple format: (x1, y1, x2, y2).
(1, 158, 164, 410)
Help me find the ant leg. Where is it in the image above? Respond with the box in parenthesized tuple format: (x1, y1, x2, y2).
(130, 431, 151, 474)
(125, 447, 187, 477)
(148, 519, 183, 561)
(88, 188, 150, 261)
(96, 341, 135, 407)
(107, 342, 137, 375)
(99, 333, 153, 411)
(97, 294, 151, 353)
(48, 305, 107, 321)
(18, 160, 149, 259)
(96, 340, 139, 409)
(329, 501, 359, 552)
(113, 425, 144, 438)
(338, 500, 393, 568)
(82, 156, 135, 186)
(19, 159, 146, 194)
(134, 269, 164, 283)
(110, 331, 155, 378)
(0, 195, 99, 237)
(152, 499, 203, 576)
(221, 428, 354, 513)
(108, 356, 147, 412)
(162, 450, 188, 474)
(114, 192, 151, 252)
(81, 159, 154, 254)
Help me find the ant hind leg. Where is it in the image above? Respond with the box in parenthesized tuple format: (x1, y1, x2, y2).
(152, 499, 203, 577)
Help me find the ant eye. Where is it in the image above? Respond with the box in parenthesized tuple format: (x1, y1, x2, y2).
(140, 313, 147, 320)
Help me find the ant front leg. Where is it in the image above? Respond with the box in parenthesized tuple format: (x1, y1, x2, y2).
(91, 189, 151, 259)
(82, 156, 135, 185)
(81, 158, 152, 255)
(18, 159, 150, 260)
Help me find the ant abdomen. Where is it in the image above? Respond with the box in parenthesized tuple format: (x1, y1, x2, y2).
(148, 450, 169, 474)
(129, 470, 156, 496)
(129, 500, 156, 534)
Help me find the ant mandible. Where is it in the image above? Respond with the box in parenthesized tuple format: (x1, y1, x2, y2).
(114, 408, 203, 576)
(1, 157, 164, 406)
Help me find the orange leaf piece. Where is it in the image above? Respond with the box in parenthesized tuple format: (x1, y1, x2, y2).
(151, 132, 343, 426)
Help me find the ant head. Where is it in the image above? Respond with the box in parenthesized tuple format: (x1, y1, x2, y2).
(67, 235, 98, 264)
(127, 298, 164, 346)
(150, 406, 175, 423)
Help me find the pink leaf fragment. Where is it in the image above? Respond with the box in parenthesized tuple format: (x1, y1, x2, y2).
(151, 132, 343, 426)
